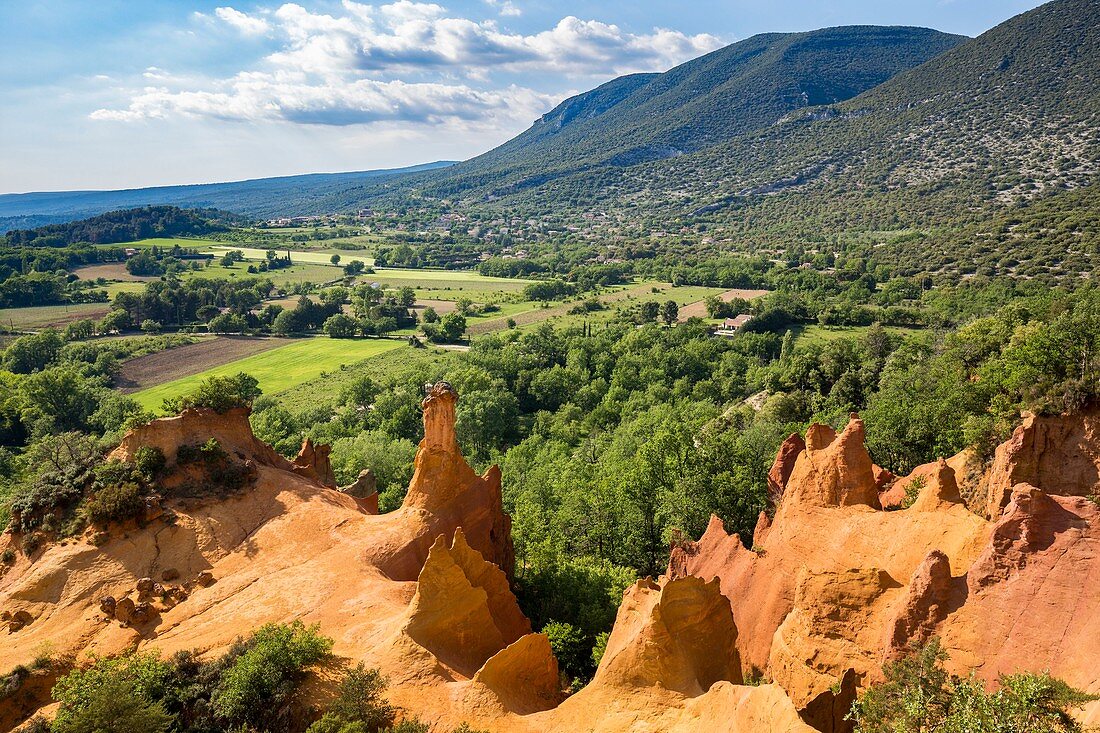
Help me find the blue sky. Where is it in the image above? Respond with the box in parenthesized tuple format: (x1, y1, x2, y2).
(0, 0, 1045, 193)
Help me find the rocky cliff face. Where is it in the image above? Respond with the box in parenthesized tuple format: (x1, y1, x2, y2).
(2, 395, 1098, 732)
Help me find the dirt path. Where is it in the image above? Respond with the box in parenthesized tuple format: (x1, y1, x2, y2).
(678, 288, 770, 322)
(116, 336, 286, 392)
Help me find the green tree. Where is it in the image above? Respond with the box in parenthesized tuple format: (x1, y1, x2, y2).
(2, 329, 64, 373)
(659, 300, 679, 325)
(211, 621, 333, 727)
(330, 254, 342, 266)
(168, 372, 262, 414)
(851, 639, 1096, 733)
(324, 313, 359, 338)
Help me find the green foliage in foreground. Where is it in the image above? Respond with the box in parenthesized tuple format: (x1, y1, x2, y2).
(851, 639, 1097, 733)
(50, 621, 333, 733)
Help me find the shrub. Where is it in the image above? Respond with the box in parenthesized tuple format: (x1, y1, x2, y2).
(541, 621, 589, 681)
(52, 653, 175, 733)
(590, 631, 610, 669)
(52, 676, 173, 733)
(850, 639, 1096, 733)
(211, 620, 333, 728)
(84, 481, 144, 525)
(321, 663, 395, 731)
(134, 446, 166, 479)
(1, 548, 15, 564)
(166, 373, 262, 414)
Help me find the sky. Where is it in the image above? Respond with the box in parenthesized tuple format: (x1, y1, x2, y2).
(0, 0, 1047, 194)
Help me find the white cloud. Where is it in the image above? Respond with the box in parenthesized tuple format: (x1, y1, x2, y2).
(91, 74, 556, 130)
(214, 6, 272, 35)
(93, 2, 723, 128)
(485, 0, 521, 17)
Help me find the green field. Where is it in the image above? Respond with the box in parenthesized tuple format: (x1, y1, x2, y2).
(99, 237, 224, 249)
(791, 324, 925, 346)
(133, 337, 405, 411)
(2, 302, 112, 330)
(209, 246, 376, 267)
(276, 346, 459, 412)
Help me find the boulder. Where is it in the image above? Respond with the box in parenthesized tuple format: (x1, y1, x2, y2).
(114, 597, 136, 625)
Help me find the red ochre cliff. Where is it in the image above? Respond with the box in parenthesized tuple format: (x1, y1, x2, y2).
(1, 390, 1098, 732)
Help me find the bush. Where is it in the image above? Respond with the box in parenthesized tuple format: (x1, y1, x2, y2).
(307, 663, 396, 733)
(134, 446, 166, 479)
(167, 372, 262, 413)
(541, 621, 589, 681)
(211, 620, 333, 728)
(84, 481, 144, 525)
(52, 676, 173, 733)
(850, 639, 1096, 733)
(591, 631, 610, 669)
(52, 653, 175, 733)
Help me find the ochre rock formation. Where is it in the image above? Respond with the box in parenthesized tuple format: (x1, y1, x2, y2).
(780, 416, 881, 510)
(402, 529, 529, 675)
(979, 409, 1100, 517)
(595, 576, 742, 695)
(670, 412, 1100, 730)
(472, 633, 562, 714)
(5, 394, 1100, 731)
(340, 469, 379, 514)
(293, 438, 337, 489)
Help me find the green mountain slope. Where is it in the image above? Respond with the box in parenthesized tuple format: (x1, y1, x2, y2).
(424, 26, 966, 197)
(440, 0, 1099, 278)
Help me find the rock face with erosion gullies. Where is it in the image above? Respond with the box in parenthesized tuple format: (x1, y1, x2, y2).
(670, 411, 1100, 730)
(979, 409, 1100, 518)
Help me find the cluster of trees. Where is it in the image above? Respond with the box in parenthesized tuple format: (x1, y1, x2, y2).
(0, 271, 107, 309)
(374, 241, 483, 270)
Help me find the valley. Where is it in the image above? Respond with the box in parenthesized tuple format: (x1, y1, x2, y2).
(1, 1, 1099, 732)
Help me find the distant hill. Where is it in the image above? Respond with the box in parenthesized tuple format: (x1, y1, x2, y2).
(0, 162, 456, 232)
(4, 206, 242, 247)
(422, 26, 966, 198)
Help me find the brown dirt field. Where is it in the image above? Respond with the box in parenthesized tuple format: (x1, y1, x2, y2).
(74, 263, 158, 282)
(116, 336, 286, 392)
(678, 288, 770, 322)
(412, 299, 458, 315)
